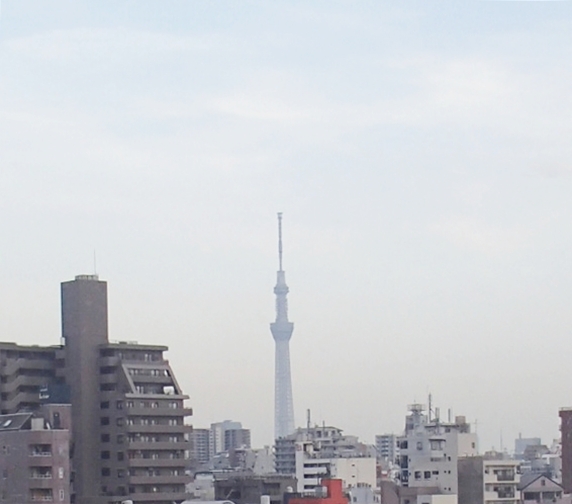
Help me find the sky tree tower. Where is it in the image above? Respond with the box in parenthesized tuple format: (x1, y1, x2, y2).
(271, 212, 296, 439)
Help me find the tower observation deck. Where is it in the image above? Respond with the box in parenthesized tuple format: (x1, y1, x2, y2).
(270, 212, 295, 439)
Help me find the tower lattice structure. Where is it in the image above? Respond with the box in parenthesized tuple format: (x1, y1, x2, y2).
(271, 212, 295, 440)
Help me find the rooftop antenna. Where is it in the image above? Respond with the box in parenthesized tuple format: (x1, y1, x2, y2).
(307, 409, 311, 430)
(277, 212, 283, 271)
(428, 393, 432, 422)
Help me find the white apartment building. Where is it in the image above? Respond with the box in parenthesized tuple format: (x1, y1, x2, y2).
(398, 404, 478, 495)
(295, 445, 377, 492)
(275, 424, 376, 493)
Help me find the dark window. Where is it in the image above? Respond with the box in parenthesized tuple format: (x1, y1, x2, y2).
(101, 434, 110, 443)
(117, 452, 124, 461)
(117, 435, 124, 444)
(424, 471, 431, 479)
(116, 401, 123, 410)
(101, 451, 110, 460)
(415, 471, 421, 480)
(101, 417, 109, 426)
(116, 418, 124, 427)
(101, 468, 110, 477)
(100, 402, 109, 409)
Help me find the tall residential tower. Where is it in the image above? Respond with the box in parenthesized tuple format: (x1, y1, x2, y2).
(270, 213, 295, 439)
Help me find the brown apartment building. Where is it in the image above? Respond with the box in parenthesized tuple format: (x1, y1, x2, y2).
(0, 408, 71, 504)
(0, 275, 192, 504)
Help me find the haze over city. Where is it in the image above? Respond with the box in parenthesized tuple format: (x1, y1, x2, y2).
(1, 0, 572, 454)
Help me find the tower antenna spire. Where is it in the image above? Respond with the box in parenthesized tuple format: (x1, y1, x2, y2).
(278, 212, 283, 271)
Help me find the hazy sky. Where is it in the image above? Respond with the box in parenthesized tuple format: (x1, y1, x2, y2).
(1, 1, 572, 452)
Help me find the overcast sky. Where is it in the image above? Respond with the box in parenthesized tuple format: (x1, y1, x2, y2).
(1, 1, 572, 452)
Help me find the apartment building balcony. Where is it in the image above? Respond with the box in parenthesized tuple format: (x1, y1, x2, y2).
(29, 477, 55, 489)
(128, 458, 187, 468)
(126, 424, 192, 434)
(129, 491, 188, 503)
(2, 358, 54, 376)
(130, 375, 174, 385)
(126, 406, 192, 417)
(128, 474, 189, 485)
(127, 441, 189, 451)
(99, 355, 120, 367)
(2, 374, 50, 394)
(30, 489, 54, 502)
(99, 374, 118, 384)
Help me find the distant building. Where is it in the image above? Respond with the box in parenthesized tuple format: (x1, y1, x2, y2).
(226, 428, 252, 453)
(398, 404, 477, 494)
(376, 434, 399, 463)
(210, 421, 251, 459)
(0, 410, 71, 504)
(191, 428, 211, 465)
(458, 453, 520, 504)
(515, 436, 542, 458)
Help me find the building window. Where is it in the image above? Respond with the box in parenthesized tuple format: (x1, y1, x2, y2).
(101, 451, 110, 459)
(101, 468, 110, 477)
(117, 435, 124, 444)
(118, 469, 125, 478)
(101, 417, 109, 426)
(100, 401, 110, 409)
(101, 434, 110, 443)
(117, 418, 124, 427)
(58, 467, 64, 479)
(116, 401, 124, 410)
(415, 471, 421, 480)
(416, 441, 423, 450)
(59, 489, 65, 501)
(424, 471, 431, 479)
(117, 452, 124, 461)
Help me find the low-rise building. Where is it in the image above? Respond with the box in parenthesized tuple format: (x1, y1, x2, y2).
(458, 453, 520, 504)
(287, 479, 348, 504)
(519, 473, 563, 504)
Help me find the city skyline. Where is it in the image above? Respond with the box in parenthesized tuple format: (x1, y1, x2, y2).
(1, 1, 572, 452)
